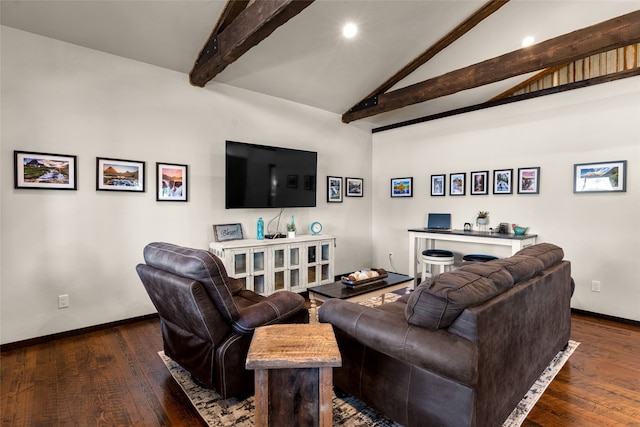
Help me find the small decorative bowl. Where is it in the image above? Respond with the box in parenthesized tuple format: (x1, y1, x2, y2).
(513, 226, 528, 235)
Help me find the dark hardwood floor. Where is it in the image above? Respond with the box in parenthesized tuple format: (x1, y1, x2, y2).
(2, 312, 639, 426)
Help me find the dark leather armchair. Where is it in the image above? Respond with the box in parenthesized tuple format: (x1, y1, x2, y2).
(136, 242, 309, 398)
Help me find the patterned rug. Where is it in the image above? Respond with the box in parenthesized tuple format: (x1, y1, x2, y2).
(159, 293, 579, 426)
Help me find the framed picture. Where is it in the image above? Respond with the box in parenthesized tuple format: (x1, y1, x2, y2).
(14, 150, 77, 190)
(213, 223, 243, 242)
(96, 157, 145, 192)
(157, 162, 188, 201)
(470, 171, 489, 195)
(391, 177, 413, 197)
(345, 177, 363, 197)
(573, 160, 627, 193)
(517, 167, 540, 194)
(493, 169, 513, 194)
(449, 173, 466, 196)
(327, 176, 343, 202)
(431, 174, 445, 196)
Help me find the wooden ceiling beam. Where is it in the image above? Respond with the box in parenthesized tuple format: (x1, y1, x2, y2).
(347, 0, 509, 113)
(190, 0, 314, 87)
(342, 10, 640, 123)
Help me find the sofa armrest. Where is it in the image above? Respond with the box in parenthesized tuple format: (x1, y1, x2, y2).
(231, 291, 307, 334)
(319, 299, 478, 385)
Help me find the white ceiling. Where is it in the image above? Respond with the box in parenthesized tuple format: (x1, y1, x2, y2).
(2, 0, 639, 129)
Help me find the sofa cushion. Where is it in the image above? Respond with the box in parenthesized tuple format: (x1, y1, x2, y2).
(491, 255, 545, 283)
(405, 271, 502, 329)
(515, 243, 564, 269)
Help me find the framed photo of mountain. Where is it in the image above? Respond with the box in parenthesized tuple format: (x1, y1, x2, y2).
(96, 157, 145, 192)
(14, 150, 78, 190)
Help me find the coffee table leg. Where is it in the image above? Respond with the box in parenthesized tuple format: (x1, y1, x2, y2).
(309, 292, 318, 323)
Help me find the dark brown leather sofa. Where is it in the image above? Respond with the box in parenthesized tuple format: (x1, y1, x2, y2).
(136, 242, 309, 399)
(319, 243, 572, 427)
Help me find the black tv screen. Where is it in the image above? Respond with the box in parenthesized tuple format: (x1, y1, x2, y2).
(225, 141, 317, 209)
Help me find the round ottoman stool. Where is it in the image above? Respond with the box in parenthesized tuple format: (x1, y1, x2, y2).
(421, 249, 455, 282)
(462, 254, 498, 263)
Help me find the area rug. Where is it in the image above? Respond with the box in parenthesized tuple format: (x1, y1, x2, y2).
(159, 293, 579, 426)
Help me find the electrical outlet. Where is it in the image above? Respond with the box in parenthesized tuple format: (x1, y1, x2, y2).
(58, 294, 70, 308)
(591, 280, 601, 293)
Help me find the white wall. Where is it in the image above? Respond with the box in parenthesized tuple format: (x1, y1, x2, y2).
(372, 76, 640, 322)
(0, 27, 373, 344)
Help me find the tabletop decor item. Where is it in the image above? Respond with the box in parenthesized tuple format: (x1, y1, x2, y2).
(213, 223, 243, 242)
(14, 150, 77, 190)
(512, 225, 528, 235)
(286, 216, 296, 238)
(310, 221, 323, 235)
(476, 210, 489, 225)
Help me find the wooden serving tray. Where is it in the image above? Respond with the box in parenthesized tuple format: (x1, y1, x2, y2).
(341, 269, 388, 287)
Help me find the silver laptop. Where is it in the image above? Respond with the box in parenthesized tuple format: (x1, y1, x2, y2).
(426, 213, 451, 230)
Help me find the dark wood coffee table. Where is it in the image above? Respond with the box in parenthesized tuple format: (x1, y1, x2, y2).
(307, 272, 413, 317)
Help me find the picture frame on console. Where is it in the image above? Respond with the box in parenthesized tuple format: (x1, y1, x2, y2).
(213, 223, 243, 242)
(345, 177, 363, 197)
(470, 171, 489, 195)
(96, 157, 145, 192)
(156, 162, 188, 202)
(493, 169, 513, 194)
(517, 167, 540, 194)
(327, 176, 343, 202)
(430, 174, 445, 196)
(573, 160, 626, 193)
(14, 150, 78, 190)
(391, 177, 413, 197)
(449, 173, 465, 196)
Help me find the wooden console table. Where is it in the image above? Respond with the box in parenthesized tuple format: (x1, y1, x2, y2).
(408, 228, 537, 287)
(246, 323, 342, 427)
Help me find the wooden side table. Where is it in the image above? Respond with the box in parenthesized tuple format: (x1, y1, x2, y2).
(246, 323, 342, 427)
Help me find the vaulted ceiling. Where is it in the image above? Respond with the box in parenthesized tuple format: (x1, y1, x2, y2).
(2, 1, 639, 130)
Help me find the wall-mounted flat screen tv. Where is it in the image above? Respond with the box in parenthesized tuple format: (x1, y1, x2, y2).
(225, 140, 317, 209)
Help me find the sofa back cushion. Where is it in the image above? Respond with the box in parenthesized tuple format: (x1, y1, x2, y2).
(490, 255, 545, 283)
(406, 271, 504, 329)
(515, 243, 564, 269)
(143, 242, 243, 323)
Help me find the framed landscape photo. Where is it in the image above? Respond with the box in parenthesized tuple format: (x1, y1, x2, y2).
(327, 176, 343, 202)
(470, 171, 489, 195)
(517, 167, 540, 194)
(97, 157, 145, 192)
(573, 160, 626, 193)
(345, 177, 363, 197)
(391, 177, 413, 197)
(493, 169, 513, 194)
(449, 173, 466, 196)
(157, 162, 188, 201)
(431, 174, 445, 196)
(213, 223, 243, 242)
(14, 151, 78, 190)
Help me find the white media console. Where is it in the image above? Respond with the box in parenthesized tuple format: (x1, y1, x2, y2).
(209, 234, 336, 296)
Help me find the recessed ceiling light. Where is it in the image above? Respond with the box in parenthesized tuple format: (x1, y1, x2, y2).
(343, 23, 358, 39)
(522, 36, 535, 47)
